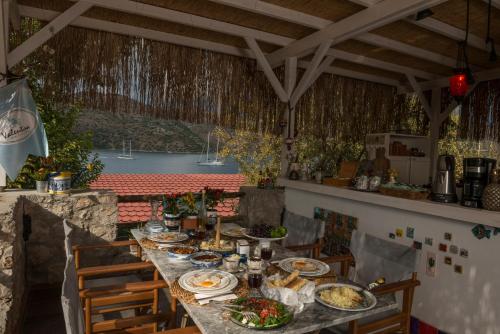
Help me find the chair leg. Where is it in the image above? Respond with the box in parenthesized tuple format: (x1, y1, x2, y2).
(169, 297, 178, 329)
(348, 320, 358, 334)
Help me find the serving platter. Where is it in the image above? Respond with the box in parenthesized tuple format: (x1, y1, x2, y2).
(229, 297, 293, 330)
(165, 245, 198, 260)
(221, 227, 245, 238)
(314, 283, 377, 312)
(278, 257, 330, 277)
(179, 269, 237, 295)
(147, 232, 189, 243)
(242, 228, 288, 242)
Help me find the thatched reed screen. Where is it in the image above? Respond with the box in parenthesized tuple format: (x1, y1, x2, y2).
(13, 21, 432, 141)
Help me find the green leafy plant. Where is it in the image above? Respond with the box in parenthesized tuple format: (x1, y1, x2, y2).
(180, 192, 198, 217)
(204, 187, 224, 210)
(162, 194, 181, 216)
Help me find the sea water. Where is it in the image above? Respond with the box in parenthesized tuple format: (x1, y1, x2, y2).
(94, 149, 239, 174)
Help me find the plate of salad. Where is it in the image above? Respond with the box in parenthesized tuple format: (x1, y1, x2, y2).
(229, 297, 293, 330)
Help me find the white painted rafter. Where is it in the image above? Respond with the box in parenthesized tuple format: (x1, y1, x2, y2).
(8, 0, 20, 30)
(209, 0, 462, 69)
(19, 5, 398, 89)
(244, 37, 288, 102)
(406, 74, 432, 118)
(8, 1, 92, 68)
(327, 49, 438, 80)
(266, 0, 448, 66)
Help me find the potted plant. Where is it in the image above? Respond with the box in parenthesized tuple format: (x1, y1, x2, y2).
(162, 193, 181, 229)
(34, 168, 49, 193)
(204, 187, 224, 225)
(180, 192, 199, 230)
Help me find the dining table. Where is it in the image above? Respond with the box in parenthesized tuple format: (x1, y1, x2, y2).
(131, 225, 398, 334)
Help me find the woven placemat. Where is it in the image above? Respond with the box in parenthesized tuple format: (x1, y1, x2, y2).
(170, 278, 249, 305)
(266, 264, 337, 285)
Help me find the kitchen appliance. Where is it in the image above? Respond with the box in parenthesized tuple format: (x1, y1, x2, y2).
(431, 155, 457, 203)
(461, 158, 497, 208)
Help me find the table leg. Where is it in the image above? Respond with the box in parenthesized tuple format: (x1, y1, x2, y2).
(169, 296, 178, 329)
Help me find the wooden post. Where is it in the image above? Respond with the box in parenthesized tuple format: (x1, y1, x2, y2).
(215, 216, 221, 248)
(280, 57, 296, 177)
(429, 87, 442, 182)
(0, 1, 8, 189)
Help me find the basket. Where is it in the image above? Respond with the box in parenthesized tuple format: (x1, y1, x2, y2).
(323, 161, 358, 188)
(379, 187, 429, 200)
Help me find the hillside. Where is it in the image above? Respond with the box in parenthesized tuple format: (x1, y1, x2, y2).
(75, 109, 217, 153)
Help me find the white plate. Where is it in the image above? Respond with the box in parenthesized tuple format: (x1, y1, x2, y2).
(242, 228, 288, 242)
(179, 269, 238, 294)
(315, 283, 377, 312)
(221, 227, 245, 238)
(147, 232, 189, 243)
(278, 257, 330, 277)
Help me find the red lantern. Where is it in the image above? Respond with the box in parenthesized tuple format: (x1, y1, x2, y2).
(449, 73, 468, 99)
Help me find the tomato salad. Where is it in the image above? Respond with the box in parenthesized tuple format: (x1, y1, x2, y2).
(230, 297, 293, 329)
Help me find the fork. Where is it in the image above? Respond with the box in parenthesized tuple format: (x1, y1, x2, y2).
(210, 304, 259, 322)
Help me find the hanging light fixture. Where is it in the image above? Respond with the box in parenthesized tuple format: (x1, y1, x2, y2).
(449, 0, 474, 101)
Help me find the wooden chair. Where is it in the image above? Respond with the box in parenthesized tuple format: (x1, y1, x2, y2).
(321, 231, 421, 334)
(62, 220, 177, 334)
(281, 209, 324, 259)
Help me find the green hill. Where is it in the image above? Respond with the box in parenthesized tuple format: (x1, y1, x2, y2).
(75, 109, 216, 153)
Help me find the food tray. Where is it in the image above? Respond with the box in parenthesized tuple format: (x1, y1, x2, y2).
(379, 187, 429, 200)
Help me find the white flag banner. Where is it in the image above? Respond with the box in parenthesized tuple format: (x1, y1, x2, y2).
(0, 79, 49, 179)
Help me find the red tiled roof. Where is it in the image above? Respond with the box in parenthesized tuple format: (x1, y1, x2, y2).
(90, 174, 245, 224)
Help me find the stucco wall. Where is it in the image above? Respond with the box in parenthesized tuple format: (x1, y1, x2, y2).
(285, 186, 500, 334)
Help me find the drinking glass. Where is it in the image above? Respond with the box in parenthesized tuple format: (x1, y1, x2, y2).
(248, 270, 263, 297)
(260, 247, 272, 269)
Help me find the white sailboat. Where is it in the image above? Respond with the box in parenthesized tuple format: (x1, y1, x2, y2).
(198, 132, 224, 166)
(117, 139, 135, 160)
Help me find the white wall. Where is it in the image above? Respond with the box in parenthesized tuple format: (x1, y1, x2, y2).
(285, 187, 500, 334)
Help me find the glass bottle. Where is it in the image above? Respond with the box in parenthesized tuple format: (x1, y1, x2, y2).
(197, 190, 208, 238)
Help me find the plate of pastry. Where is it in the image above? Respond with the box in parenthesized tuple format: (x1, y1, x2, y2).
(278, 257, 330, 277)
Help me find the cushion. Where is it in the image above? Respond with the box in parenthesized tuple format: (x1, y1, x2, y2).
(63, 219, 73, 259)
(61, 253, 85, 334)
(350, 230, 420, 286)
(282, 210, 324, 257)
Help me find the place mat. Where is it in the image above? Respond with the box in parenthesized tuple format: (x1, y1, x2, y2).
(171, 277, 249, 305)
(266, 263, 337, 285)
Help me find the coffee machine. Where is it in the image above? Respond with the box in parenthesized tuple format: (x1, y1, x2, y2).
(431, 155, 457, 203)
(462, 158, 497, 208)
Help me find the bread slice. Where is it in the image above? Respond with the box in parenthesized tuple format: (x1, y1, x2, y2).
(286, 277, 307, 292)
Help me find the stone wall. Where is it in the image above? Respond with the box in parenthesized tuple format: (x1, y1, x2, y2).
(239, 186, 284, 227)
(22, 191, 119, 285)
(0, 190, 120, 334)
(0, 198, 24, 334)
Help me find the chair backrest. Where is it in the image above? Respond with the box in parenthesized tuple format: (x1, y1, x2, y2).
(350, 230, 419, 286)
(61, 220, 85, 334)
(282, 210, 324, 253)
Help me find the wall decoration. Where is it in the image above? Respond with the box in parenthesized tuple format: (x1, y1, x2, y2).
(460, 248, 469, 258)
(396, 228, 404, 238)
(444, 232, 452, 241)
(413, 241, 422, 250)
(449, 245, 458, 254)
(426, 252, 436, 277)
(389, 232, 396, 239)
(314, 207, 358, 256)
(438, 243, 447, 252)
(494, 228, 500, 236)
(406, 227, 415, 239)
(454, 265, 463, 274)
(424, 237, 433, 246)
(471, 224, 491, 240)
(444, 256, 452, 265)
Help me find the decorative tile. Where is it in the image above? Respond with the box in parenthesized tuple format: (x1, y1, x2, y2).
(424, 237, 433, 246)
(454, 264, 463, 274)
(472, 224, 491, 240)
(426, 252, 436, 277)
(449, 245, 458, 254)
(406, 227, 415, 239)
(438, 243, 447, 252)
(444, 256, 452, 265)
(413, 241, 422, 250)
(444, 232, 452, 241)
(459, 248, 469, 258)
(389, 232, 396, 239)
(396, 228, 404, 238)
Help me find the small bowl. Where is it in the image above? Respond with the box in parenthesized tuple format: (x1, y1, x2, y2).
(166, 245, 198, 260)
(223, 256, 240, 272)
(190, 251, 222, 268)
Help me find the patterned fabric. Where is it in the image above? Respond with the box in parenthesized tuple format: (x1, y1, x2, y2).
(61, 220, 85, 334)
(313, 207, 358, 256)
(282, 210, 324, 257)
(350, 230, 419, 286)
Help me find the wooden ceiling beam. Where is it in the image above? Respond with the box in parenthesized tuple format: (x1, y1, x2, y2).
(265, 0, 448, 66)
(19, 5, 405, 90)
(209, 0, 461, 69)
(482, 0, 500, 10)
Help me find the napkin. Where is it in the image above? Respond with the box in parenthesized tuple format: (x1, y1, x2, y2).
(261, 274, 316, 313)
(196, 293, 238, 305)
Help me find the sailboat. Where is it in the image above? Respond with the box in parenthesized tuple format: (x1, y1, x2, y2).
(198, 132, 224, 166)
(117, 139, 135, 160)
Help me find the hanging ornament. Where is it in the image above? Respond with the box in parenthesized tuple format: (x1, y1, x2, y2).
(449, 0, 474, 102)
